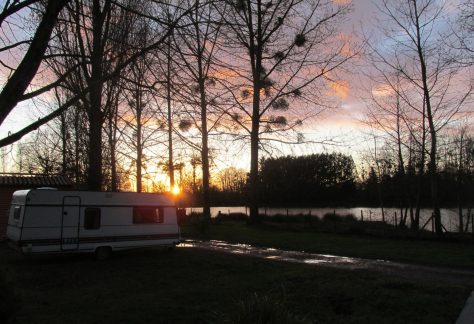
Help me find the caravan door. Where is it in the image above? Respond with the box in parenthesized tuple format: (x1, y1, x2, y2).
(61, 196, 81, 250)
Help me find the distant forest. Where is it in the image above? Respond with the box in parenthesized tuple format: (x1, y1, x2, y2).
(204, 153, 474, 209)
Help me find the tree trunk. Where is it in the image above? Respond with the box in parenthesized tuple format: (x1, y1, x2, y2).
(413, 2, 442, 236)
(60, 111, 68, 174)
(247, 0, 263, 224)
(88, 97, 103, 191)
(136, 88, 142, 193)
(413, 103, 426, 231)
(249, 94, 261, 223)
(166, 41, 174, 191)
(428, 147, 442, 235)
(199, 80, 211, 219)
(200, 105, 211, 219)
(74, 109, 81, 185)
(457, 134, 464, 233)
(108, 115, 118, 191)
(0, 0, 68, 125)
(86, 0, 109, 191)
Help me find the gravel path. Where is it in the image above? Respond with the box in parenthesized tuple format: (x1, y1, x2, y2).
(180, 239, 474, 286)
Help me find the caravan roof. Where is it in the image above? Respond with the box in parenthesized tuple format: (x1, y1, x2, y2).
(11, 189, 175, 206)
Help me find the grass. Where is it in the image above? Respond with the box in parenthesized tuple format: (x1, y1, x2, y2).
(0, 243, 470, 323)
(182, 218, 474, 269)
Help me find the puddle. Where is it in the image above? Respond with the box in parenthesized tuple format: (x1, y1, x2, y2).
(180, 239, 381, 269)
(179, 239, 474, 285)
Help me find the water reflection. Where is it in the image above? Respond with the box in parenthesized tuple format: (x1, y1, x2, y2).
(181, 239, 382, 269)
(179, 239, 474, 284)
(185, 207, 471, 232)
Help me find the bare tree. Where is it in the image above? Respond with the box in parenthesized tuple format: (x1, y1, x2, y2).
(172, 0, 224, 218)
(42, 0, 190, 190)
(216, 0, 353, 222)
(100, 0, 173, 192)
(363, 68, 430, 229)
(20, 130, 63, 174)
(121, 64, 164, 192)
(0, 1, 192, 151)
(216, 167, 247, 192)
(370, 0, 472, 235)
(450, 1, 474, 66)
(146, 2, 184, 193)
(0, 0, 69, 126)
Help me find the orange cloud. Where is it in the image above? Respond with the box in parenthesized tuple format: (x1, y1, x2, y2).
(210, 67, 241, 79)
(329, 80, 350, 99)
(333, 0, 352, 4)
(372, 84, 394, 97)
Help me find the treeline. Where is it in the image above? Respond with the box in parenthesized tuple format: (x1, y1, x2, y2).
(259, 153, 356, 206)
(199, 151, 474, 212)
(361, 166, 474, 208)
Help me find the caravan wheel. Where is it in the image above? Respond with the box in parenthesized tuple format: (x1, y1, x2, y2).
(95, 246, 112, 260)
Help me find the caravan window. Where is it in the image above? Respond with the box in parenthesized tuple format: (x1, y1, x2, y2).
(133, 207, 163, 224)
(13, 206, 22, 220)
(84, 208, 101, 229)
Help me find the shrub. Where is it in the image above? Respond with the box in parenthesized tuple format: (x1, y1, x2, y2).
(343, 214, 357, 222)
(217, 292, 310, 324)
(322, 213, 356, 223)
(263, 214, 320, 224)
(322, 213, 344, 222)
(0, 272, 20, 322)
(187, 212, 210, 235)
(215, 212, 248, 222)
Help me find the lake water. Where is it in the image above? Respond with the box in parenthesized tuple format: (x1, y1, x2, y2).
(185, 206, 474, 233)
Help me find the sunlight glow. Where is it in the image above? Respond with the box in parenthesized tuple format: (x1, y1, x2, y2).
(172, 185, 180, 195)
(329, 79, 350, 99)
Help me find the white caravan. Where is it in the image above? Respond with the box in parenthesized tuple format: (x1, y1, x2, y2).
(6, 189, 181, 258)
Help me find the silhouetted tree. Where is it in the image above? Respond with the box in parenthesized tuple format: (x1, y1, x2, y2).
(217, 0, 354, 222)
(260, 153, 356, 206)
(451, 1, 474, 66)
(173, 0, 224, 218)
(370, 0, 472, 235)
(0, 0, 68, 127)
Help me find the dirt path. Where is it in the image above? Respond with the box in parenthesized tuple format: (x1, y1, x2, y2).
(180, 239, 474, 286)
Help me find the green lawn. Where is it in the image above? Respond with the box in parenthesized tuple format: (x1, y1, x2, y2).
(182, 221, 474, 269)
(0, 243, 471, 324)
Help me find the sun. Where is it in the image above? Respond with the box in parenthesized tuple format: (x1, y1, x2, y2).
(171, 185, 180, 195)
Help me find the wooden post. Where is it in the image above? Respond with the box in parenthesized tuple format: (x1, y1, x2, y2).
(472, 214, 474, 236)
(360, 210, 364, 222)
(463, 213, 468, 232)
(369, 210, 372, 221)
(432, 213, 435, 232)
(394, 212, 397, 227)
(287, 209, 289, 217)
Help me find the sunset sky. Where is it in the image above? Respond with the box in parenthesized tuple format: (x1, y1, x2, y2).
(0, 0, 468, 175)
